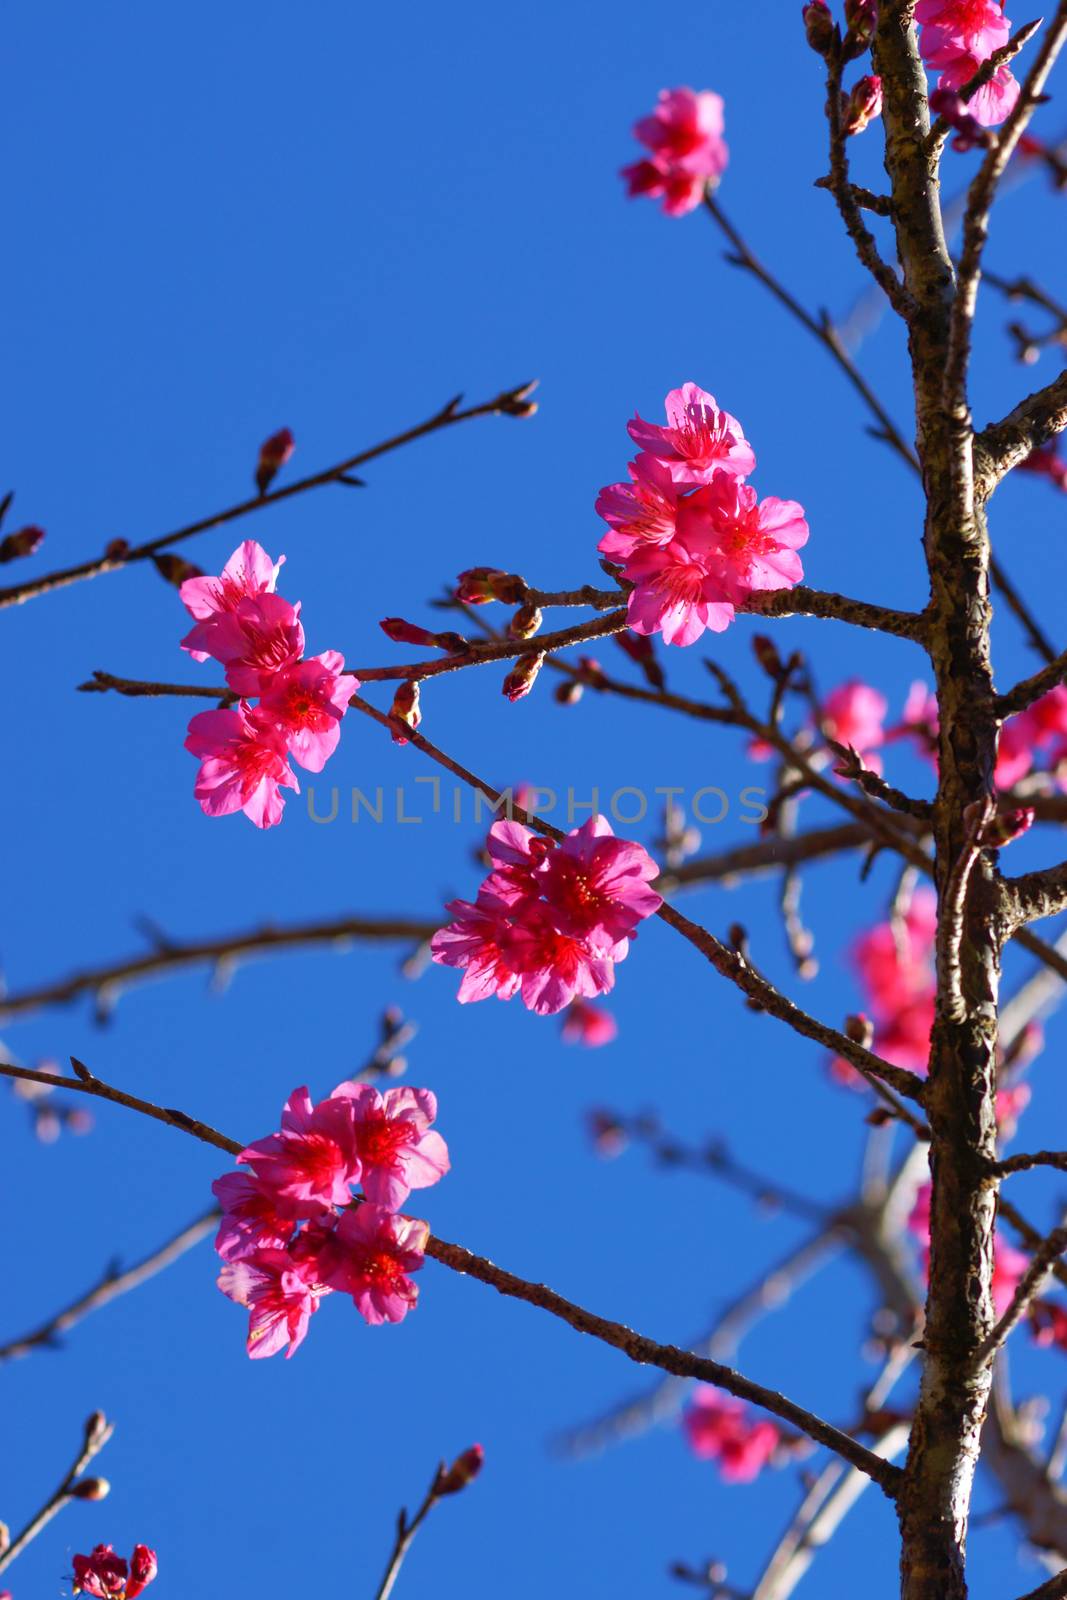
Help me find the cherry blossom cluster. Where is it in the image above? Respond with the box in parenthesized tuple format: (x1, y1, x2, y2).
(72, 1544, 157, 1598)
(179, 541, 359, 828)
(212, 1081, 449, 1357)
(683, 1386, 783, 1483)
(621, 88, 728, 217)
(595, 384, 808, 647)
(431, 815, 662, 1015)
(919, 0, 1020, 134)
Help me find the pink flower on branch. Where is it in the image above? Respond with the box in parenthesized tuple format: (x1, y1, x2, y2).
(258, 650, 359, 771)
(211, 1170, 312, 1261)
(561, 999, 619, 1046)
(328, 1083, 450, 1210)
(627, 385, 754, 487)
(325, 1205, 428, 1325)
(179, 539, 284, 660)
(126, 1548, 159, 1600)
(916, 0, 1012, 68)
(218, 1247, 327, 1359)
(239, 1085, 362, 1210)
(820, 680, 889, 775)
(937, 53, 1020, 126)
(196, 591, 306, 696)
(622, 89, 729, 216)
(184, 702, 299, 828)
(623, 538, 737, 646)
(683, 1386, 782, 1483)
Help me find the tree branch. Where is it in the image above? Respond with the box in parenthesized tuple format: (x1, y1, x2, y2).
(0, 1410, 114, 1577)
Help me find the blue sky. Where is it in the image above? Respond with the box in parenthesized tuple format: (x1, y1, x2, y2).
(4, 4, 1067, 1596)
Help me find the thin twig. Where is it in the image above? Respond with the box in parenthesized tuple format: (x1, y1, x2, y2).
(0, 1412, 114, 1576)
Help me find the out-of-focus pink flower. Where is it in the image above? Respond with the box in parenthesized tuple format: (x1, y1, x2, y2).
(328, 1083, 450, 1210)
(258, 650, 359, 771)
(1023, 686, 1067, 747)
(126, 1546, 158, 1599)
(184, 702, 299, 828)
(179, 539, 284, 660)
(853, 888, 938, 1017)
(843, 74, 884, 136)
(917, 0, 1011, 67)
(937, 54, 1020, 126)
(218, 1247, 326, 1358)
(325, 1205, 428, 1325)
(595, 457, 681, 561)
(683, 1386, 781, 1483)
(908, 1181, 932, 1244)
(538, 815, 663, 951)
(622, 90, 729, 216)
(72, 1545, 128, 1597)
(995, 715, 1035, 789)
(193, 592, 305, 696)
(929, 87, 989, 149)
(993, 1240, 1029, 1317)
(211, 1169, 310, 1261)
(820, 680, 888, 774)
(561, 999, 619, 1046)
(1018, 441, 1067, 492)
(627, 385, 754, 486)
(240, 1085, 362, 1210)
(996, 1082, 1031, 1139)
(890, 680, 940, 766)
(1031, 1301, 1067, 1351)
(256, 427, 295, 495)
(876, 993, 935, 1072)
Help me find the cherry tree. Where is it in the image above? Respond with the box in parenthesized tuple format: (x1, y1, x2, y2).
(3, 4, 1067, 1597)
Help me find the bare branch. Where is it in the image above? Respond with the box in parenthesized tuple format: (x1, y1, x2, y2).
(978, 1221, 1067, 1362)
(998, 651, 1067, 718)
(0, 1410, 114, 1577)
(976, 369, 1067, 499)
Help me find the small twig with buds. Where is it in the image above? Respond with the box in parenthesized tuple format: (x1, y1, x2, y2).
(0, 381, 538, 611)
(373, 1447, 484, 1600)
(0, 1411, 114, 1576)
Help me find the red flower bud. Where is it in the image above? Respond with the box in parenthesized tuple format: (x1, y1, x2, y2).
(842, 0, 877, 58)
(845, 1012, 874, 1048)
(255, 427, 295, 495)
(380, 617, 440, 648)
(502, 651, 545, 702)
(802, 0, 836, 56)
(0, 524, 45, 564)
(843, 74, 883, 136)
(71, 1476, 111, 1501)
(981, 807, 1035, 848)
(437, 1443, 485, 1495)
(126, 1545, 158, 1598)
(554, 679, 583, 706)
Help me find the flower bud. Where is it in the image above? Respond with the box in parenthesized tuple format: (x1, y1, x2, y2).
(84, 1411, 110, 1447)
(437, 1444, 485, 1495)
(845, 1012, 874, 1048)
(842, 0, 877, 59)
(126, 1544, 159, 1598)
(613, 630, 665, 690)
(152, 552, 203, 589)
(588, 1108, 627, 1157)
(802, 0, 835, 56)
(455, 567, 526, 605)
(71, 1476, 111, 1501)
(0, 524, 45, 563)
(554, 679, 583, 706)
(389, 681, 421, 744)
(982, 807, 1035, 848)
(380, 617, 440, 648)
(104, 538, 130, 561)
(498, 379, 539, 417)
(508, 603, 543, 640)
(752, 634, 784, 679)
(0, 1520, 10, 1555)
(843, 74, 883, 136)
(502, 652, 545, 702)
(255, 427, 295, 495)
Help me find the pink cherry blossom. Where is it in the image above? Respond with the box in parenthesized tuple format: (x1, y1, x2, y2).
(853, 888, 938, 1017)
(239, 1085, 361, 1210)
(430, 892, 524, 1004)
(622, 89, 729, 216)
(820, 680, 888, 774)
(622, 537, 736, 646)
(595, 457, 681, 561)
(996, 1082, 1031, 1139)
(502, 901, 618, 1014)
(627, 385, 755, 486)
(561, 999, 619, 1046)
(328, 1083, 450, 1210)
(537, 815, 663, 951)
(992, 1240, 1029, 1317)
(891, 680, 940, 766)
(683, 1386, 781, 1483)
(1030, 1300, 1067, 1351)
(917, 0, 1011, 68)
(1018, 441, 1067, 492)
(995, 715, 1035, 789)
(72, 1546, 129, 1597)
(218, 1247, 326, 1359)
(325, 1205, 428, 1325)
(689, 471, 808, 600)
(179, 539, 284, 660)
(185, 702, 299, 828)
(937, 54, 1020, 126)
(258, 650, 360, 771)
(191, 591, 305, 696)
(211, 1169, 311, 1261)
